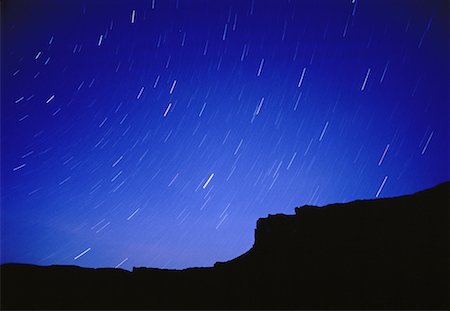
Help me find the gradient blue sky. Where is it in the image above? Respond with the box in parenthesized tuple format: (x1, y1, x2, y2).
(2, 0, 448, 270)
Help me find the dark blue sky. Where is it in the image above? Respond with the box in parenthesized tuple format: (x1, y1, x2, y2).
(2, 0, 448, 270)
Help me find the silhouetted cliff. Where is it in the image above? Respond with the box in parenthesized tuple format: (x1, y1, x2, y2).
(2, 182, 449, 309)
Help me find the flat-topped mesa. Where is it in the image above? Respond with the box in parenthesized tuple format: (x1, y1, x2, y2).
(295, 204, 318, 213)
(254, 213, 298, 249)
(253, 205, 323, 249)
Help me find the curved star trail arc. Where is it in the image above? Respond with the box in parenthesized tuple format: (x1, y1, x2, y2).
(2, 0, 448, 270)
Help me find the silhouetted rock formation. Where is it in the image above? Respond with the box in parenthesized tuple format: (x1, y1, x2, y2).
(2, 182, 449, 309)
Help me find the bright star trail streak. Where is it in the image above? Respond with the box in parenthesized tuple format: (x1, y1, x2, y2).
(74, 248, 91, 260)
(115, 257, 128, 268)
(127, 208, 140, 220)
(256, 97, 264, 115)
(136, 87, 144, 100)
(2, 0, 448, 271)
(163, 103, 172, 117)
(421, 131, 434, 155)
(361, 68, 371, 91)
(376, 176, 389, 198)
(131, 10, 136, 24)
(169, 80, 177, 94)
(203, 173, 215, 189)
(297, 67, 307, 88)
(257, 58, 265, 77)
(45, 95, 55, 104)
(378, 144, 390, 166)
(318, 121, 329, 142)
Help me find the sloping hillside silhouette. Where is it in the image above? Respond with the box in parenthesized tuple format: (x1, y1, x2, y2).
(1, 182, 449, 310)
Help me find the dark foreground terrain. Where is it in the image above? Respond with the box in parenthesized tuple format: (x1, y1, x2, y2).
(1, 182, 449, 310)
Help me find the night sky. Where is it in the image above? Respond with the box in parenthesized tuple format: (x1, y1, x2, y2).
(2, 0, 448, 270)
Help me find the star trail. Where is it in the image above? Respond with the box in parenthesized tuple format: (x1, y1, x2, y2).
(2, 0, 448, 270)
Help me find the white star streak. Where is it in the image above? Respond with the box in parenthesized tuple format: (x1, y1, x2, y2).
(203, 173, 214, 189)
(222, 24, 228, 41)
(137, 86, 144, 99)
(361, 68, 371, 91)
(46, 95, 55, 104)
(421, 131, 434, 155)
(216, 214, 228, 230)
(287, 152, 297, 170)
(13, 163, 26, 171)
(319, 121, 329, 141)
(256, 97, 264, 115)
(112, 155, 124, 167)
(297, 67, 306, 88)
(115, 258, 128, 268)
(74, 248, 91, 260)
(378, 144, 390, 166)
(97, 35, 103, 46)
(163, 103, 172, 117)
(375, 176, 388, 198)
(127, 208, 140, 220)
(257, 58, 264, 76)
(169, 80, 177, 94)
